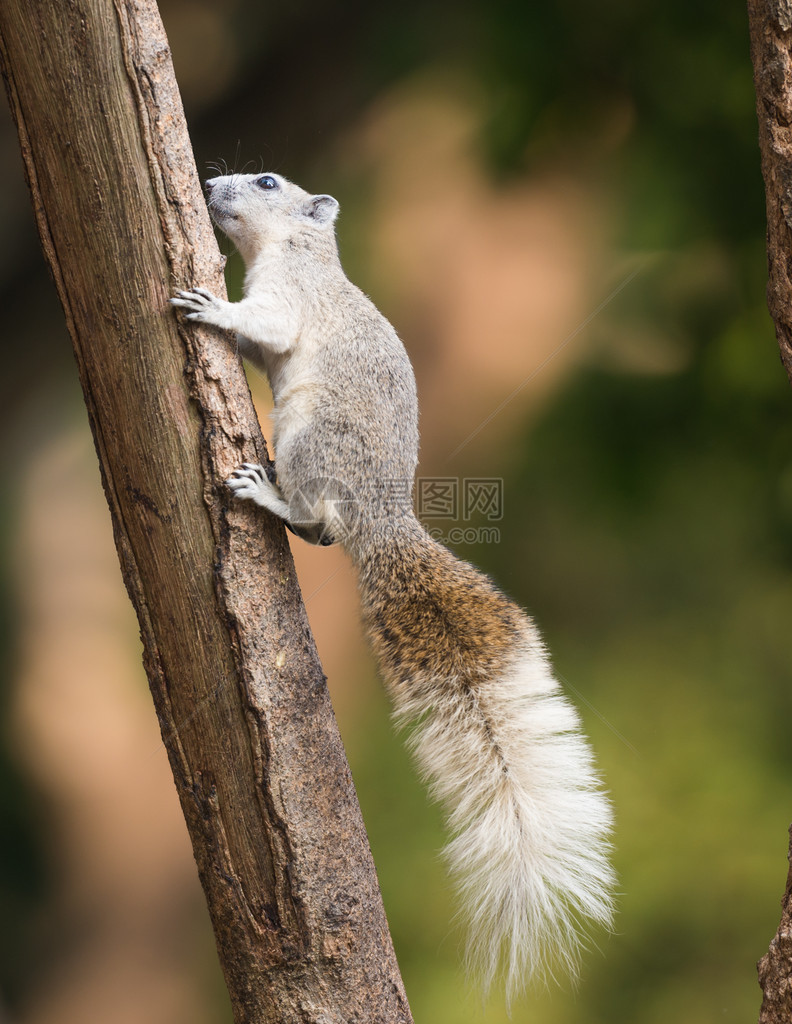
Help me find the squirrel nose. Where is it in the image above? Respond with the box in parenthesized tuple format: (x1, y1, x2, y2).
(205, 179, 215, 193)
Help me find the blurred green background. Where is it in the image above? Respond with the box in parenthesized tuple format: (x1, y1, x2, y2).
(1, 1, 790, 1022)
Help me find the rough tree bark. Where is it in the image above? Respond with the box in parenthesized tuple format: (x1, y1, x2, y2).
(756, 829, 792, 1024)
(748, 0, 792, 388)
(0, 1, 413, 1022)
(747, 3, 792, 1020)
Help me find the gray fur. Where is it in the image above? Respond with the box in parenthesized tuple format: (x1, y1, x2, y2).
(173, 172, 418, 553)
(171, 172, 614, 997)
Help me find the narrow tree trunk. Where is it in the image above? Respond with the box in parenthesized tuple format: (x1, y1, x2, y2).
(748, 0, 792, 387)
(747, 3, 792, 1017)
(756, 829, 792, 1024)
(0, 1, 413, 1021)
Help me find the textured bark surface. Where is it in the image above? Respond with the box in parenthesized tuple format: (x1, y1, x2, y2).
(0, 1, 412, 1022)
(748, 0, 792, 386)
(748, 7, 792, 1019)
(756, 828, 792, 1024)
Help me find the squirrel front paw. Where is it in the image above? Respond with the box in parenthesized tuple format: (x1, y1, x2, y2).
(170, 287, 224, 322)
(226, 464, 290, 519)
(226, 462, 269, 499)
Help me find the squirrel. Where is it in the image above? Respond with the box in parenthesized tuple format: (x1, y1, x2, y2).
(171, 172, 615, 998)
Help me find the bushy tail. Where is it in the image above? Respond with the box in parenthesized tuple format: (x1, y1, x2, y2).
(359, 527, 615, 999)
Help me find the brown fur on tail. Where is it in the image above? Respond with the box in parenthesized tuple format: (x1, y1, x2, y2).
(359, 527, 525, 696)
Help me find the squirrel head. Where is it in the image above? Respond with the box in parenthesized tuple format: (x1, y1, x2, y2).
(204, 173, 339, 263)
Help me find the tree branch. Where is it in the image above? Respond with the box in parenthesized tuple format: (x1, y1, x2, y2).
(0, 0, 412, 1020)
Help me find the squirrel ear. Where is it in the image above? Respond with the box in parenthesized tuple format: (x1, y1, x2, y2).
(304, 194, 339, 225)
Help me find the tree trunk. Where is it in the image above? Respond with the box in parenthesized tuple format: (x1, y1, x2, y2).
(0, 1, 413, 1022)
(748, 0, 792, 387)
(747, 3, 792, 1018)
(756, 829, 792, 1024)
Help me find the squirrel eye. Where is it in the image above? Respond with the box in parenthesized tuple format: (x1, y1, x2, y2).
(256, 175, 278, 190)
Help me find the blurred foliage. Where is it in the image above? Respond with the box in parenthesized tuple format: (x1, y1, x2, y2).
(336, 2, 789, 1021)
(1, 0, 790, 1021)
(0, 505, 51, 1009)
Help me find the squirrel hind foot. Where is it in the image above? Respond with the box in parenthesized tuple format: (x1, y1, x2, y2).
(285, 520, 339, 546)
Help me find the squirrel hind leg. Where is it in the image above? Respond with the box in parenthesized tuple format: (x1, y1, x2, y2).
(287, 479, 359, 548)
(285, 520, 338, 547)
(226, 463, 352, 546)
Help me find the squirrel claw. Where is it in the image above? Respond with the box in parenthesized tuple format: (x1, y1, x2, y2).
(170, 287, 220, 317)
